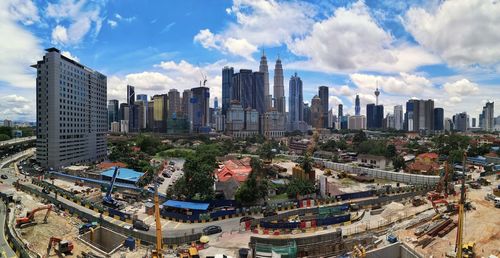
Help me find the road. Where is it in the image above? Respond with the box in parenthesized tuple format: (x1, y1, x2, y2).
(0, 148, 35, 169)
(0, 200, 16, 258)
(0, 136, 36, 148)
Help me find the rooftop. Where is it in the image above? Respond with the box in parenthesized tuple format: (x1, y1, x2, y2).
(163, 200, 209, 211)
(101, 168, 144, 183)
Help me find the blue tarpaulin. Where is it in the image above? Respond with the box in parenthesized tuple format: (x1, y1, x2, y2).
(101, 168, 144, 183)
(163, 200, 209, 210)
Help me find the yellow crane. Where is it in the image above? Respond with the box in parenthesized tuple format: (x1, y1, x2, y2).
(152, 173, 163, 258)
(456, 153, 474, 258)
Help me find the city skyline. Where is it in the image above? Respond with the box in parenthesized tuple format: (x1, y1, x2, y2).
(1, 0, 500, 122)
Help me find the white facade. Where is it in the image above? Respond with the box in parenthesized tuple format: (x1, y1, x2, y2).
(120, 120, 129, 133)
(262, 110, 286, 138)
(3, 119, 13, 127)
(34, 48, 107, 169)
(394, 105, 403, 130)
(110, 121, 120, 132)
(348, 115, 366, 130)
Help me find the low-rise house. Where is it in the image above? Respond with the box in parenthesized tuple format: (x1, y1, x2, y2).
(406, 152, 440, 175)
(356, 154, 392, 169)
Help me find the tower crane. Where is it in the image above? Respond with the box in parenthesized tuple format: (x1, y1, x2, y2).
(152, 172, 163, 258)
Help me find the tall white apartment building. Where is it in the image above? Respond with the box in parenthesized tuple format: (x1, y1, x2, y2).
(33, 48, 107, 169)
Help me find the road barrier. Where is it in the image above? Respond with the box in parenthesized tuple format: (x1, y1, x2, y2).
(1, 199, 39, 258)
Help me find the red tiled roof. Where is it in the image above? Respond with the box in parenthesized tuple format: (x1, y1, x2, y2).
(216, 157, 252, 183)
(417, 152, 439, 160)
(97, 162, 127, 169)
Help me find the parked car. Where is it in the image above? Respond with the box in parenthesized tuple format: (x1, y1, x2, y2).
(0, 174, 7, 179)
(239, 216, 255, 223)
(202, 225, 222, 235)
(42, 188, 50, 194)
(133, 220, 150, 231)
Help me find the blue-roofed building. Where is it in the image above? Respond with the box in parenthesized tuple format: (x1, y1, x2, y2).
(467, 156, 488, 166)
(163, 200, 210, 211)
(101, 168, 144, 185)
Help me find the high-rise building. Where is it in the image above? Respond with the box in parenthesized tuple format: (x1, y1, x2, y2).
(33, 47, 107, 169)
(472, 118, 476, 128)
(119, 103, 129, 121)
(181, 89, 190, 117)
(214, 97, 219, 110)
(303, 103, 311, 125)
(222, 67, 234, 115)
(311, 95, 322, 128)
(252, 71, 265, 114)
(394, 105, 403, 130)
(453, 112, 468, 132)
(168, 89, 181, 118)
(110, 121, 120, 133)
(231, 69, 265, 114)
(444, 118, 453, 132)
(273, 57, 285, 113)
(147, 100, 154, 130)
(136, 94, 148, 128)
(318, 86, 329, 128)
(289, 73, 303, 124)
(191, 86, 210, 133)
(153, 94, 168, 133)
(338, 104, 343, 130)
(259, 51, 272, 111)
(366, 104, 384, 129)
(348, 115, 366, 130)
(404, 99, 434, 132)
(127, 85, 135, 105)
(355, 95, 361, 116)
(480, 101, 494, 131)
(3, 119, 13, 127)
(262, 109, 286, 138)
(107, 100, 119, 130)
(434, 108, 444, 131)
(386, 113, 395, 129)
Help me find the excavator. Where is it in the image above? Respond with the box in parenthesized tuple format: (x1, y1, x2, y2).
(16, 204, 52, 228)
(45, 237, 74, 257)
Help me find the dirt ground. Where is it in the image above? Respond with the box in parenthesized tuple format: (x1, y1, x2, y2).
(397, 175, 500, 257)
(13, 190, 149, 258)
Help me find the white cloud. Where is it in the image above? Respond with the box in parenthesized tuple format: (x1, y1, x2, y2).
(61, 50, 79, 62)
(194, 0, 317, 60)
(8, 0, 39, 25)
(405, 0, 500, 68)
(0, 94, 34, 121)
(288, 1, 439, 73)
(0, 0, 42, 89)
(46, 0, 104, 45)
(107, 19, 117, 28)
(349, 72, 434, 96)
(443, 79, 479, 96)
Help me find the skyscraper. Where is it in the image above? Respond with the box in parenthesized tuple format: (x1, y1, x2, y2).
(303, 103, 311, 125)
(153, 94, 168, 133)
(181, 89, 191, 117)
(191, 86, 210, 133)
(338, 104, 343, 129)
(273, 57, 285, 113)
(319, 86, 329, 128)
(214, 97, 219, 110)
(137, 94, 147, 103)
(108, 100, 119, 130)
(394, 105, 403, 130)
(289, 73, 303, 124)
(311, 95, 322, 128)
(366, 104, 384, 129)
(232, 69, 253, 109)
(127, 85, 135, 105)
(168, 89, 181, 118)
(136, 94, 148, 129)
(481, 101, 494, 131)
(34, 47, 107, 169)
(259, 51, 272, 111)
(221, 66, 234, 115)
(453, 112, 468, 132)
(354, 94, 361, 116)
(404, 99, 434, 132)
(434, 108, 444, 131)
(252, 71, 265, 114)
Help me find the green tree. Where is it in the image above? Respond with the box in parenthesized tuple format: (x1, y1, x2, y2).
(299, 154, 314, 174)
(235, 172, 268, 205)
(136, 135, 162, 155)
(259, 142, 276, 162)
(449, 149, 465, 164)
(385, 144, 397, 158)
(392, 156, 406, 171)
(352, 131, 367, 146)
(357, 140, 387, 156)
(286, 179, 316, 198)
(0, 134, 10, 141)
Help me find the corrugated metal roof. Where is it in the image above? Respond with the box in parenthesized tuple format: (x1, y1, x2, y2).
(163, 200, 209, 210)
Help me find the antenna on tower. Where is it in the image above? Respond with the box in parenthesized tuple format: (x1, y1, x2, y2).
(199, 70, 207, 87)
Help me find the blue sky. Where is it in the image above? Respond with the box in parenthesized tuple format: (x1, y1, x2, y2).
(0, 0, 499, 122)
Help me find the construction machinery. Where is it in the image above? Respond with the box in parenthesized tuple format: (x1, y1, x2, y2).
(16, 204, 52, 228)
(412, 196, 426, 206)
(152, 174, 163, 258)
(45, 237, 74, 257)
(102, 166, 123, 209)
(427, 162, 454, 201)
(456, 153, 474, 258)
(431, 199, 449, 214)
